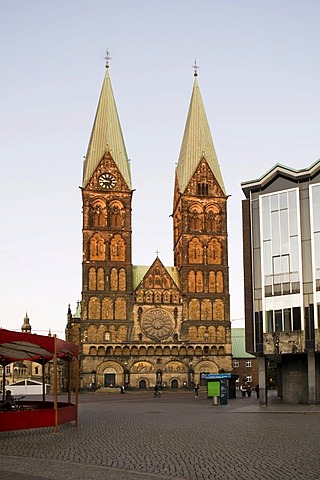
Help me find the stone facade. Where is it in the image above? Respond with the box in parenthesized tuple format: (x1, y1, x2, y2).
(66, 67, 232, 390)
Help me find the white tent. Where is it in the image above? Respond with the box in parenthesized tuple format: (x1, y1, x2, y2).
(6, 379, 50, 396)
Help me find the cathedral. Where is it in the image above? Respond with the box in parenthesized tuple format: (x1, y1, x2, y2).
(66, 60, 232, 390)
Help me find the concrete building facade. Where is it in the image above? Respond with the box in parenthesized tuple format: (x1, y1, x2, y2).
(242, 160, 320, 404)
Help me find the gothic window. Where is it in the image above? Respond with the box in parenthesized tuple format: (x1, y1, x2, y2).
(189, 299, 200, 320)
(172, 292, 180, 303)
(102, 298, 113, 320)
(115, 297, 126, 320)
(213, 299, 224, 320)
(89, 233, 106, 260)
(209, 271, 216, 293)
(207, 239, 222, 264)
(188, 238, 204, 264)
(163, 291, 171, 303)
(188, 270, 196, 292)
(197, 183, 208, 196)
(188, 326, 197, 341)
(217, 326, 225, 342)
(119, 268, 126, 291)
(105, 332, 110, 341)
(110, 268, 118, 291)
(208, 325, 216, 342)
(196, 270, 204, 292)
(97, 324, 106, 342)
(136, 290, 144, 303)
(90, 200, 105, 227)
(109, 201, 125, 228)
(201, 299, 212, 320)
(118, 325, 127, 341)
(216, 271, 223, 293)
(89, 267, 97, 290)
(145, 291, 153, 303)
(88, 297, 100, 319)
(154, 291, 162, 303)
(97, 267, 105, 290)
(110, 234, 125, 261)
(87, 324, 97, 341)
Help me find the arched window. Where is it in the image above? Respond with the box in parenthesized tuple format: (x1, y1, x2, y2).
(207, 239, 222, 264)
(102, 298, 113, 320)
(189, 299, 200, 320)
(213, 299, 224, 320)
(88, 297, 100, 319)
(119, 268, 126, 291)
(90, 200, 106, 227)
(188, 238, 204, 264)
(188, 270, 195, 292)
(209, 271, 216, 293)
(115, 297, 126, 320)
(108, 201, 125, 228)
(201, 299, 212, 320)
(195, 270, 203, 292)
(110, 268, 118, 290)
(110, 234, 125, 261)
(97, 267, 105, 290)
(89, 233, 105, 260)
(216, 271, 223, 293)
(89, 267, 97, 290)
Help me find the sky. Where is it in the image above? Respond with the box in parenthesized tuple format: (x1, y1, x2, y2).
(1, 0, 320, 336)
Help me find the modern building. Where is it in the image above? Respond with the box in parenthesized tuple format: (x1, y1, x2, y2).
(242, 160, 320, 404)
(66, 62, 232, 390)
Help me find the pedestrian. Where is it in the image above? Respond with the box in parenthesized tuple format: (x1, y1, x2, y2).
(154, 384, 160, 397)
(120, 385, 125, 394)
(194, 384, 200, 398)
(5, 390, 15, 410)
(240, 384, 247, 397)
(247, 385, 252, 397)
(255, 384, 259, 399)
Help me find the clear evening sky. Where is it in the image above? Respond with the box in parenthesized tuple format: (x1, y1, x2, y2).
(1, 0, 319, 335)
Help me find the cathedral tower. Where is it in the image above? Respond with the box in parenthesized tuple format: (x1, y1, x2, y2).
(66, 63, 232, 391)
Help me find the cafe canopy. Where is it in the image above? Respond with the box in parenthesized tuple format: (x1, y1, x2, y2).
(0, 328, 79, 433)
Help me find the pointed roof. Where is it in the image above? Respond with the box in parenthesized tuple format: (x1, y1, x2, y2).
(82, 66, 132, 189)
(175, 73, 226, 195)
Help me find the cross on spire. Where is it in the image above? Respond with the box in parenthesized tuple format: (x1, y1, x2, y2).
(192, 59, 199, 77)
(155, 250, 160, 257)
(104, 50, 112, 68)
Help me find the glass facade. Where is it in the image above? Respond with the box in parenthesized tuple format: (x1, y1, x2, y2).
(257, 188, 304, 333)
(310, 184, 320, 329)
(261, 189, 301, 299)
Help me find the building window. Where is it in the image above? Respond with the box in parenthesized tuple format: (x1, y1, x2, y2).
(245, 360, 252, 368)
(261, 189, 301, 297)
(233, 360, 239, 368)
(246, 375, 252, 383)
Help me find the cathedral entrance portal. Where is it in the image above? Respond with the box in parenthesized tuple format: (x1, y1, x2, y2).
(171, 379, 178, 389)
(104, 373, 115, 387)
(139, 379, 147, 390)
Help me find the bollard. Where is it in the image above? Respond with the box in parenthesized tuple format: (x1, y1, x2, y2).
(213, 396, 219, 406)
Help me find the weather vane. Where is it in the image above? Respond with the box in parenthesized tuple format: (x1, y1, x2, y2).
(104, 50, 112, 68)
(192, 59, 199, 76)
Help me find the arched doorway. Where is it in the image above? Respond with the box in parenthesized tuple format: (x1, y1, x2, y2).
(139, 379, 147, 390)
(103, 367, 116, 387)
(171, 379, 178, 390)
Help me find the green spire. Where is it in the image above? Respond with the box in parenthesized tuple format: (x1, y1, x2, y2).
(175, 74, 226, 195)
(82, 65, 132, 189)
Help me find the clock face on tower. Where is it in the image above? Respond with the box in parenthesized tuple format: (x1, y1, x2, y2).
(99, 173, 116, 189)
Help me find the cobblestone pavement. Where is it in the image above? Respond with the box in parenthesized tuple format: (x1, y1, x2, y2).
(1, 391, 320, 480)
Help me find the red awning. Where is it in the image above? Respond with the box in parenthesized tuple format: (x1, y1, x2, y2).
(0, 329, 78, 365)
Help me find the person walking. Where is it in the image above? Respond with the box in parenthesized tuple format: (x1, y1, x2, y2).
(255, 384, 260, 399)
(194, 384, 200, 398)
